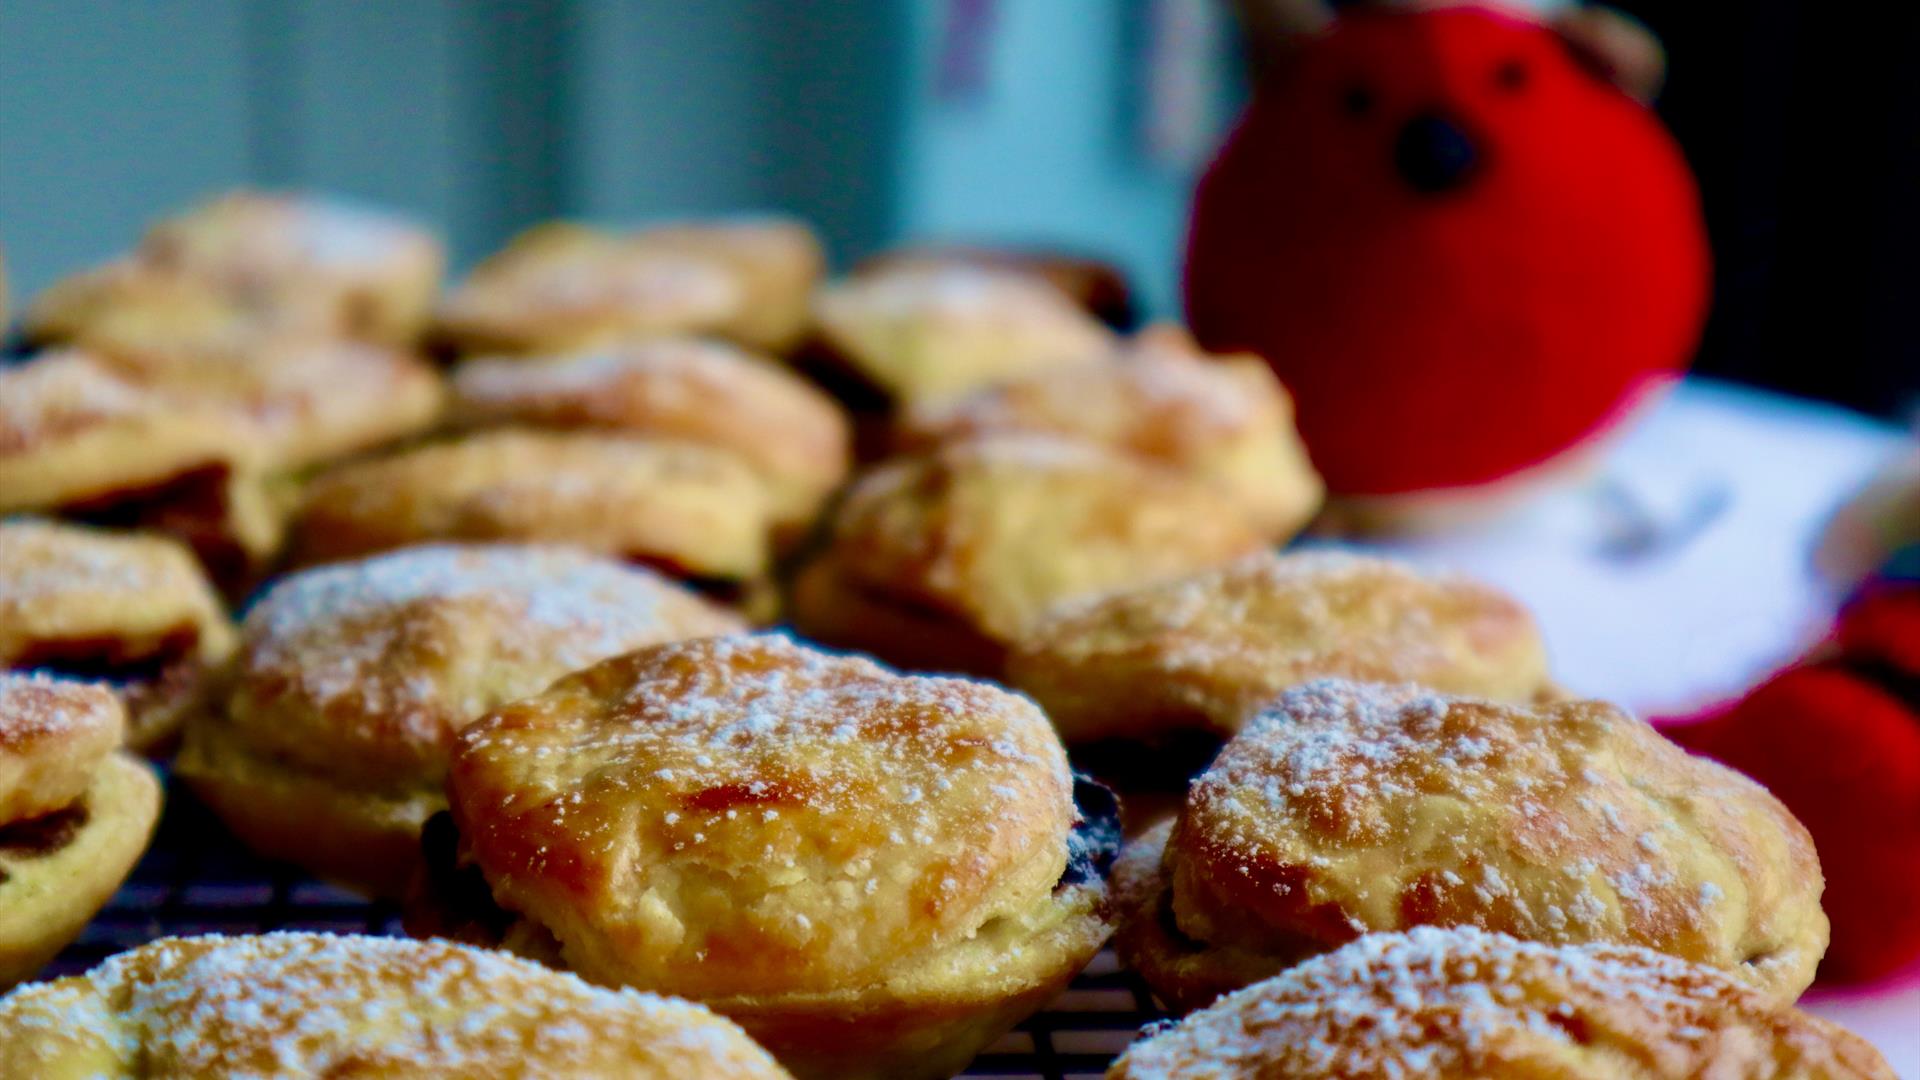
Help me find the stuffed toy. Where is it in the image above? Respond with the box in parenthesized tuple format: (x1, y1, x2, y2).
(1660, 457, 1920, 985)
(1187, 1, 1710, 524)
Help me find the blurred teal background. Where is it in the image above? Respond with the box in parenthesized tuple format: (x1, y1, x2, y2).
(0, 0, 1226, 317)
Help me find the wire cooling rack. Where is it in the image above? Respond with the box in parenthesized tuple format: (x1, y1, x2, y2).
(51, 777, 1165, 1080)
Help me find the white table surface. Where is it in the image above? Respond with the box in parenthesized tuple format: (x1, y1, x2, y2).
(1345, 378, 1917, 1074)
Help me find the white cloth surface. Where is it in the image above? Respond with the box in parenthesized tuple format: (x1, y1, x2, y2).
(1350, 378, 1906, 713)
(1346, 377, 1915, 1073)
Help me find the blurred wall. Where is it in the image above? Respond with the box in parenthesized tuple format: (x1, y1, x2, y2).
(0, 1, 257, 297)
(568, 1, 904, 264)
(895, 0, 1224, 317)
(0, 0, 905, 298)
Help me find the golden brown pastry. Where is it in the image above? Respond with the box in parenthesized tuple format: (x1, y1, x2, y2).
(28, 191, 443, 351)
(427, 634, 1118, 1080)
(811, 264, 1116, 407)
(0, 932, 793, 1078)
(0, 339, 440, 590)
(0, 675, 162, 989)
(0, 349, 285, 590)
(434, 217, 821, 357)
(0, 519, 236, 752)
(1107, 926, 1892, 1080)
(0, 675, 121, 829)
(22, 259, 267, 357)
(141, 191, 444, 345)
(177, 543, 745, 896)
(449, 339, 847, 532)
(288, 429, 775, 609)
(24, 255, 251, 353)
(857, 244, 1135, 328)
(790, 434, 1269, 676)
(621, 217, 824, 353)
(111, 336, 443, 471)
(1009, 550, 1552, 745)
(898, 325, 1322, 539)
(1116, 680, 1830, 1014)
(0, 348, 263, 516)
(433, 223, 736, 355)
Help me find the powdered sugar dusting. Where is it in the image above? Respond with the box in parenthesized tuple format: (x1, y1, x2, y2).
(0, 672, 117, 748)
(470, 634, 1067, 822)
(0, 932, 783, 1076)
(242, 544, 741, 720)
(1112, 550, 1463, 644)
(0, 518, 199, 604)
(486, 243, 739, 316)
(1022, 550, 1522, 701)
(910, 340, 1269, 447)
(1194, 680, 1478, 846)
(1110, 926, 1834, 1080)
(148, 192, 428, 274)
(453, 634, 1074, 984)
(455, 339, 754, 407)
(1168, 678, 1824, 1000)
(836, 264, 1087, 321)
(0, 351, 174, 455)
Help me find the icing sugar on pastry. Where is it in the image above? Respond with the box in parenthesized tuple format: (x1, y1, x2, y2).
(0, 932, 790, 1078)
(449, 339, 849, 527)
(177, 543, 745, 898)
(1107, 926, 1893, 1080)
(449, 634, 1075, 996)
(1009, 551, 1550, 743)
(244, 543, 733, 712)
(442, 634, 1108, 1079)
(0, 520, 236, 753)
(1168, 680, 1828, 1001)
(0, 673, 123, 825)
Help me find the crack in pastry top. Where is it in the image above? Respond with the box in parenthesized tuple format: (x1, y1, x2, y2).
(0, 931, 789, 1078)
(448, 634, 1075, 996)
(1107, 926, 1890, 1080)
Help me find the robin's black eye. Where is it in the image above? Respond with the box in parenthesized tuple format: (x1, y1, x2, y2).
(1494, 58, 1529, 92)
(1340, 83, 1376, 117)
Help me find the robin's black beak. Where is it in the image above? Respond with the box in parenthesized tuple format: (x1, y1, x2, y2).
(1394, 112, 1480, 195)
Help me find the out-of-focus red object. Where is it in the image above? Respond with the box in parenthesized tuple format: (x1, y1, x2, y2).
(1662, 577, 1920, 986)
(1185, 4, 1710, 504)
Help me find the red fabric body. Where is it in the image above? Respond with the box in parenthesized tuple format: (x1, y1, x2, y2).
(1185, 5, 1711, 496)
(1661, 585, 1920, 985)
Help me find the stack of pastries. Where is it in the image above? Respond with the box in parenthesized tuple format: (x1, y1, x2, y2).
(6, 193, 446, 593)
(0, 193, 1894, 1079)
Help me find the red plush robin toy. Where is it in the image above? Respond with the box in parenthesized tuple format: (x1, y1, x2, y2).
(1187, 1, 1710, 525)
(1660, 461, 1920, 986)
(1660, 558, 1920, 985)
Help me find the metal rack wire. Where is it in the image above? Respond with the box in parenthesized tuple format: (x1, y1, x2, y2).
(51, 780, 1165, 1080)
